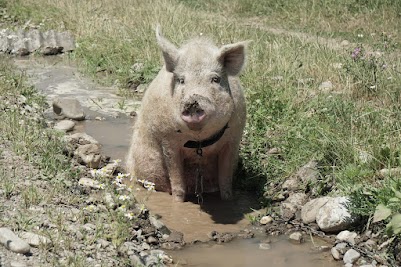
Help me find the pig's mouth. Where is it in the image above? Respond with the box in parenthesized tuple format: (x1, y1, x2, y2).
(181, 102, 206, 131)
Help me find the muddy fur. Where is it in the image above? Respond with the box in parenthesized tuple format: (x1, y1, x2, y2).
(126, 27, 248, 201)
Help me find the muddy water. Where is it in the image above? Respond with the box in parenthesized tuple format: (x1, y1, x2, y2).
(14, 56, 340, 267)
(171, 235, 338, 267)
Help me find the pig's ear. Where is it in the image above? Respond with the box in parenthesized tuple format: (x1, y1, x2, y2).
(218, 41, 250, 76)
(156, 26, 178, 73)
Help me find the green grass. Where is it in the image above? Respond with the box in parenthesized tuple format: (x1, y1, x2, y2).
(2, 0, 401, 261)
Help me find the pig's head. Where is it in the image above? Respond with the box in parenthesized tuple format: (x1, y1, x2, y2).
(156, 27, 247, 134)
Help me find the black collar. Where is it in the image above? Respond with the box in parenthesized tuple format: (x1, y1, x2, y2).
(184, 123, 229, 149)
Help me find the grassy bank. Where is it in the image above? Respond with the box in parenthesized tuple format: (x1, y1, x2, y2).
(2, 0, 401, 261)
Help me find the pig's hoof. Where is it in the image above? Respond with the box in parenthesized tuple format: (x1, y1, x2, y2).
(220, 190, 233, 201)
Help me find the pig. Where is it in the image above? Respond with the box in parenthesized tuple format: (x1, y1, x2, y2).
(126, 26, 248, 202)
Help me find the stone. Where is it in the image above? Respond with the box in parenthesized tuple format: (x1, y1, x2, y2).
(0, 228, 31, 254)
(343, 249, 360, 264)
(259, 215, 273, 225)
(336, 230, 358, 245)
(10, 261, 27, 267)
(296, 160, 319, 184)
(281, 176, 301, 191)
(104, 193, 116, 208)
(331, 247, 341, 260)
(335, 242, 348, 254)
(267, 147, 281, 154)
(378, 167, 401, 178)
(96, 239, 110, 248)
(75, 144, 102, 168)
(282, 160, 319, 191)
(141, 242, 150, 250)
(79, 178, 102, 189)
(316, 197, 355, 232)
(19, 231, 51, 247)
(52, 97, 85, 120)
(319, 81, 334, 92)
(54, 120, 75, 132)
(259, 243, 271, 250)
(281, 202, 297, 221)
(129, 255, 144, 266)
(147, 236, 158, 245)
(285, 193, 308, 208)
(135, 84, 147, 94)
(149, 216, 170, 235)
(362, 239, 377, 250)
(0, 29, 75, 55)
(301, 197, 331, 224)
(289, 232, 304, 244)
(66, 133, 100, 145)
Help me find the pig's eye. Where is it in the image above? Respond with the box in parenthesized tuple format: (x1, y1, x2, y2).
(177, 77, 185, 84)
(211, 76, 221, 84)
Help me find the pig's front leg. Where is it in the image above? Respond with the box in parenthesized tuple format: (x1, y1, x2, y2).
(218, 143, 236, 200)
(163, 145, 186, 202)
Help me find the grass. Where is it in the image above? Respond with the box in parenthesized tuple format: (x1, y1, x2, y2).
(1, 0, 401, 263)
(0, 56, 154, 266)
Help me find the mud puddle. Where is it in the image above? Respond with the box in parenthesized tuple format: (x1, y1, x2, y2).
(14, 55, 340, 267)
(171, 235, 338, 267)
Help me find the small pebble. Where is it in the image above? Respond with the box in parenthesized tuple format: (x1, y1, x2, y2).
(259, 243, 271, 250)
(288, 232, 304, 244)
(259, 215, 273, 225)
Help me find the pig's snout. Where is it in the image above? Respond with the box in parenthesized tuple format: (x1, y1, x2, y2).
(181, 98, 207, 130)
(181, 101, 205, 123)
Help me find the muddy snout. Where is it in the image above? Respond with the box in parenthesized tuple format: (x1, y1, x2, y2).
(181, 95, 211, 130)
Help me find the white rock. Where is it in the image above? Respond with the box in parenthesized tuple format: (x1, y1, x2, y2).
(10, 261, 27, 267)
(286, 193, 308, 208)
(340, 40, 350, 46)
(316, 197, 355, 232)
(335, 242, 348, 254)
(259, 215, 273, 225)
(52, 97, 85, 120)
(319, 81, 334, 91)
(289, 232, 304, 244)
(19, 231, 51, 247)
(343, 249, 360, 264)
(331, 247, 341, 260)
(54, 120, 75, 132)
(75, 144, 102, 168)
(0, 228, 30, 254)
(79, 177, 102, 189)
(336, 230, 358, 245)
(259, 243, 271, 250)
(301, 197, 331, 224)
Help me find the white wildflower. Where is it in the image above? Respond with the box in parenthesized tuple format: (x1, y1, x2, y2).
(117, 205, 127, 212)
(119, 195, 131, 201)
(124, 212, 135, 220)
